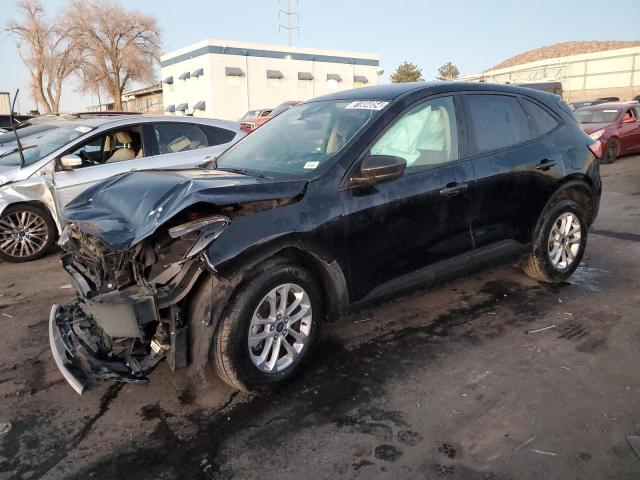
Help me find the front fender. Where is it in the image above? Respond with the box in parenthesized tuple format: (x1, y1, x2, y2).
(0, 180, 61, 232)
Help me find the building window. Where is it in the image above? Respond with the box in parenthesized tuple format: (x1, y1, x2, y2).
(354, 75, 369, 84)
(165, 104, 175, 113)
(298, 72, 313, 81)
(163, 76, 174, 85)
(176, 103, 189, 113)
(326, 73, 342, 82)
(191, 68, 204, 78)
(193, 101, 206, 111)
(179, 71, 191, 80)
(266, 70, 283, 79)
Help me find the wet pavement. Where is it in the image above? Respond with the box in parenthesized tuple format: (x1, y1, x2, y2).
(1, 155, 639, 479)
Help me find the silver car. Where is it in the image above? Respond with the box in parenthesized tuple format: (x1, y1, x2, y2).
(0, 115, 244, 262)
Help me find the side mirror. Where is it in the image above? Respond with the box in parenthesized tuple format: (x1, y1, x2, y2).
(351, 155, 406, 187)
(60, 154, 82, 170)
(622, 117, 637, 124)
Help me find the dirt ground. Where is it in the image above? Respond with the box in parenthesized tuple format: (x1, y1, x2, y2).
(0, 155, 639, 480)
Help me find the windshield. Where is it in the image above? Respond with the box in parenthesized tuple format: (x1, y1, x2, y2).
(0, 124, 58, 144)
(0, 126, 90, 167)
(575, 108, 621, 124)
(216, 100, 380, 179)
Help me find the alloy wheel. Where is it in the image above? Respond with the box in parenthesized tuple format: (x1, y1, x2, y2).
(248, 283, 313, 373)
(547, 212, 581, 270)
(0, 210, 49, 258)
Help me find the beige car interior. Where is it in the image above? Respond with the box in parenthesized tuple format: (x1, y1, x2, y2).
(167, 134, 205, 153)
(105, 130, 142, 163)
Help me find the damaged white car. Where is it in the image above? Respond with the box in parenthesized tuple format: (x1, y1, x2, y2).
(0, 115, 244, 262)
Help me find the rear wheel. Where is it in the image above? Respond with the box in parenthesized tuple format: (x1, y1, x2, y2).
(212, 262, 322, 393)
(602, 138, 618, 164)
(0, 204, 56, 262)
(523, 199, 587, 283)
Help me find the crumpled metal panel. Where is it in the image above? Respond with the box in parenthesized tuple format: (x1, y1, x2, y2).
(63, 168, 307, 251)
(0, 174, 61, 231)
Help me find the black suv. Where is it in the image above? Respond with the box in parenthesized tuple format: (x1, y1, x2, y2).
(50, 82, 601, 395)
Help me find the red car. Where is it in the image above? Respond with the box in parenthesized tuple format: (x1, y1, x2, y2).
(575, 101, 640, 163)
(240, 101, 301, 133)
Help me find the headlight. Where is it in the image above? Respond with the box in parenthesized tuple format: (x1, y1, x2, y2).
(168, 214, 229, 259)
(588, 129, 605, 141)
(168, 215, 229, 238)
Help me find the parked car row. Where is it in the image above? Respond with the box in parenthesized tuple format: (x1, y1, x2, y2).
(574, 101, 640, 163)
(44, 82, 602, 396)
(240, 100, 301, 132)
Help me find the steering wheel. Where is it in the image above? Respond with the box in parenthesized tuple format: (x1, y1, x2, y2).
(78, 150, 96, 165)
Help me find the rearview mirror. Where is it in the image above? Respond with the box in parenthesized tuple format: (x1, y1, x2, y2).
(622, 117, 637, 124)
(60, 154, 82, 169)
(351, 155, 406, 187)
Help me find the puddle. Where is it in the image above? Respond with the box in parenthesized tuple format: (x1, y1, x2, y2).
(564, 265, 609, 293)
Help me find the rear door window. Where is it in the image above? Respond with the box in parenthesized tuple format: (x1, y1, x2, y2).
(153, 123, 209, 154)
(520, 98, 559, 137)
(465, 94, 531, 155)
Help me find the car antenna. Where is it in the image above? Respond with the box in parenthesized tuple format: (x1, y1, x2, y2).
(10, 89, 26, 169)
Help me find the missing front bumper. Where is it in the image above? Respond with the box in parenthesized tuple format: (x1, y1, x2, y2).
(49, 302, 160, 395)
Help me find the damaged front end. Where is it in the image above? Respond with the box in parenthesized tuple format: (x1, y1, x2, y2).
(50, 213, 228, 394)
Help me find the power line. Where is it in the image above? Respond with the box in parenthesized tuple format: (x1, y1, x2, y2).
(279, 0, 299, 46)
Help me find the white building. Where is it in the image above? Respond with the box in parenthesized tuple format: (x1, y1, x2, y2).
(160, 39, 382, 121)
(463, 41, 640, 102)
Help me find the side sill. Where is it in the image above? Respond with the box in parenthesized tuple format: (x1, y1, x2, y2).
(355, 240, 528, 308)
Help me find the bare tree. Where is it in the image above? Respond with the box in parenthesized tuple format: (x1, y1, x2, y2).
(6, 0, 78, 112)
(65, 0, 160, 110)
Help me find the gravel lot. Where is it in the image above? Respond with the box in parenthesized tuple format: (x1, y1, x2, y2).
(0, 155, 639, 480)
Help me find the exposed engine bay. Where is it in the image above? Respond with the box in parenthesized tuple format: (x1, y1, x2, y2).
(51, 209, 229, 392)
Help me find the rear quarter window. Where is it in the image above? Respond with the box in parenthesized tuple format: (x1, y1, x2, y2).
(201, 125, 237, 145)
(465, 94, 531, 155)
(520, 98, 559, 137)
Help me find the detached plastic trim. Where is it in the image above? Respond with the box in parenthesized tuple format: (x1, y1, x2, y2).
(49, 305, 85, 395)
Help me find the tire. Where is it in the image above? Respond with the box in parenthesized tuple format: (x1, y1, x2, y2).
(602, 138, 618, 164)
(212, 262, 323, 394)
(523, 199, 587, 283)
(0, 204, 56, 263)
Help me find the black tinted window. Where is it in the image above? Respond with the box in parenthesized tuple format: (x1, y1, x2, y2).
(201, 125, 236, 145)
(520, 99, 558, 137)
(466, 94, 530, 154)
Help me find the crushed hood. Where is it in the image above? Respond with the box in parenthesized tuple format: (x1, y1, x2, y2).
(63, 168, 308, 250)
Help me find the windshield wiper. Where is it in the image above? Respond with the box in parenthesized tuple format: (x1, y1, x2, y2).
(9, 90, 25, 169)
(215, 166, 270, 179)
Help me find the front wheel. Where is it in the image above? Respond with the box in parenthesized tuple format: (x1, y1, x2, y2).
(523, 199, 587, 283)
(212, 262, 323, 394)
(0, 204, 56, 262)
(602, 138, 618, 164)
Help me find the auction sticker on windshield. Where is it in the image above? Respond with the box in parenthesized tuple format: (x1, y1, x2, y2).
(345, 101, 389, 110)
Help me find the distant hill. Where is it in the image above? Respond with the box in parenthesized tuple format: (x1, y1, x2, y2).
(490, 41, 640, 71)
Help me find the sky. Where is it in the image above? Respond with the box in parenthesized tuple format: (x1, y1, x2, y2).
(1, 0, 640, 112)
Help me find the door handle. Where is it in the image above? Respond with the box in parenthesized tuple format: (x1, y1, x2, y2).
(535, 159, 557, 171)
(439, 183, 468, 197)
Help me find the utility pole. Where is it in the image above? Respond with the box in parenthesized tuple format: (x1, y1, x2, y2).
(279, 0, 299, 46)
